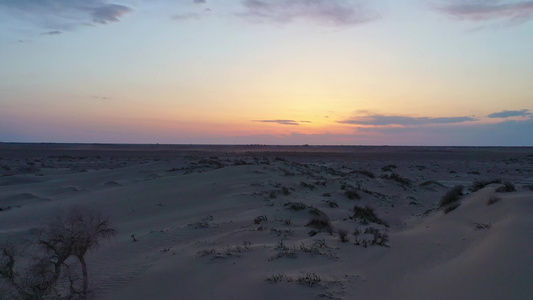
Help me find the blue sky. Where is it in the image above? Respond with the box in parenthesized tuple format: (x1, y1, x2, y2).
(1, 0, 532, 145)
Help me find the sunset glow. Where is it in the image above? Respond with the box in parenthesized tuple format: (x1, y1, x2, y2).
(1, 0, 532, 145)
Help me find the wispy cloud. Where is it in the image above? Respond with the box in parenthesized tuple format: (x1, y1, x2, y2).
(172, 12, 203, 21)
(92, 4, 132, 24)
(40, 30, 62, 36)
(194, 0, 207, 4)
(254, 119, 311, 125)
(438, 0, 533, 24)
(338, 114, 478, 126)
(488, 109, 532, 118)
(0, 0, 133, 31)
(238, 0, 378, 26)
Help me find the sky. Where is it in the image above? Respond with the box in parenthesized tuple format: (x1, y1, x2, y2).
(1, 0, 532, 146)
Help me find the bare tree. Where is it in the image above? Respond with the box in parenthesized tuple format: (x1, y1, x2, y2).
(0, 206, 115, 299)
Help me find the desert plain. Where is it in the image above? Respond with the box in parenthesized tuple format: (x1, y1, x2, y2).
(1, 143, 532, 299)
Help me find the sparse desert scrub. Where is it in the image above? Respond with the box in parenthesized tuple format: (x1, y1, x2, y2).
(420, 180, 445, 187)
(364, 227, 390, 247)
(473, 222, 491, 230)
(325, 200, 338, 208)
(487, 194, 502, 205)
(308, 207, 327, 217)
(281, 186, 291, 195)
(381, 173, 411, 186)
(298, 273, 321, 287)
(350, 206, 388, 227)
(471, 179, 501, 192)
(254, 215, 268, 224)
(381, 164, 397, 172)
(306, 215, 334, 235)
(266, 273, 289, 283)
(337, 229, 349, 243)
(495, 181, 515, 192)
(443, 203, 460, 214)
(439, 185, 464, 211)
(270, 228, 294, 237)
(189, 215, 215, 228)
(344, 189, 361, 200)
(300, 181, 316, 190)
(353, 169, 375, 179)
(284, 201, 307, 211)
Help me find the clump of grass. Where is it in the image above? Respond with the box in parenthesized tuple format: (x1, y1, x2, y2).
(284, 202, 307, 211)
(254, 215, 268, 225)
(306, 215, 333, 235)
(300, 182, 316, 190)
(354, 170, 375, 179)
(439, 185, 464, 209)
(487, 194, 501, 205)
(281, 186, 291, 195)
(344, 189, 361, 200)
(381, 164, 397, 172)
(365, 227, 389, 247)
(266, 273, 288, 283)
(298, 273, 321, 287)
(420, 180, 445, 187)
(308, 207, 326, 217)
(381, 173, 411, 186)
(443, 203, 460, 214)
(473, 222, 491, 230)
(353, 228, 362, 245)
(495, 181, 515, 193)
(326, 200, 338, 208)
(471, 179, 501, 192)
(337, 229, 349, 243)
(350, 206, 388, 227)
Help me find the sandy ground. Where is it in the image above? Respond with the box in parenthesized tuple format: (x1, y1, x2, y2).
(1, 143, 532, 299)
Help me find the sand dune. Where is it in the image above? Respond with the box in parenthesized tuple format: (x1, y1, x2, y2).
(0, 144, 532, 299)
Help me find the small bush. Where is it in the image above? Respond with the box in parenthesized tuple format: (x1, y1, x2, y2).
(300, 182, 316, 190)
(471, 179, 501, 192)
(326, 200, 338, 208)
(308, 207, 326, 217)
(281, 186, 291, 195)
(365, 227, 389, 247)
(381, 173, 411, 186)
(254, 215, 268, 224)
(487, 195, 501, 205)
(495, 181, 515, 193)
(298, 273, 321, 287)
(439, 185, 464, 208)
(266, 273, 288, 283)
(337, 229, 349, 243)
(284, 202, 307, 211)
(350, 206, 388, 227)
(344, 189, 361, 200)
(473, 222, 491, 230)
(353, 228, 362, 245)
(306, 215, 333, 235)
(381, 165, 397, 172)
(443, 203, 460, 214)
(354, 170, 375, 179)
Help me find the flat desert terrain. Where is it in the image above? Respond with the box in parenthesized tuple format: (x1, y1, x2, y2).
(1, 144, 532, 299)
